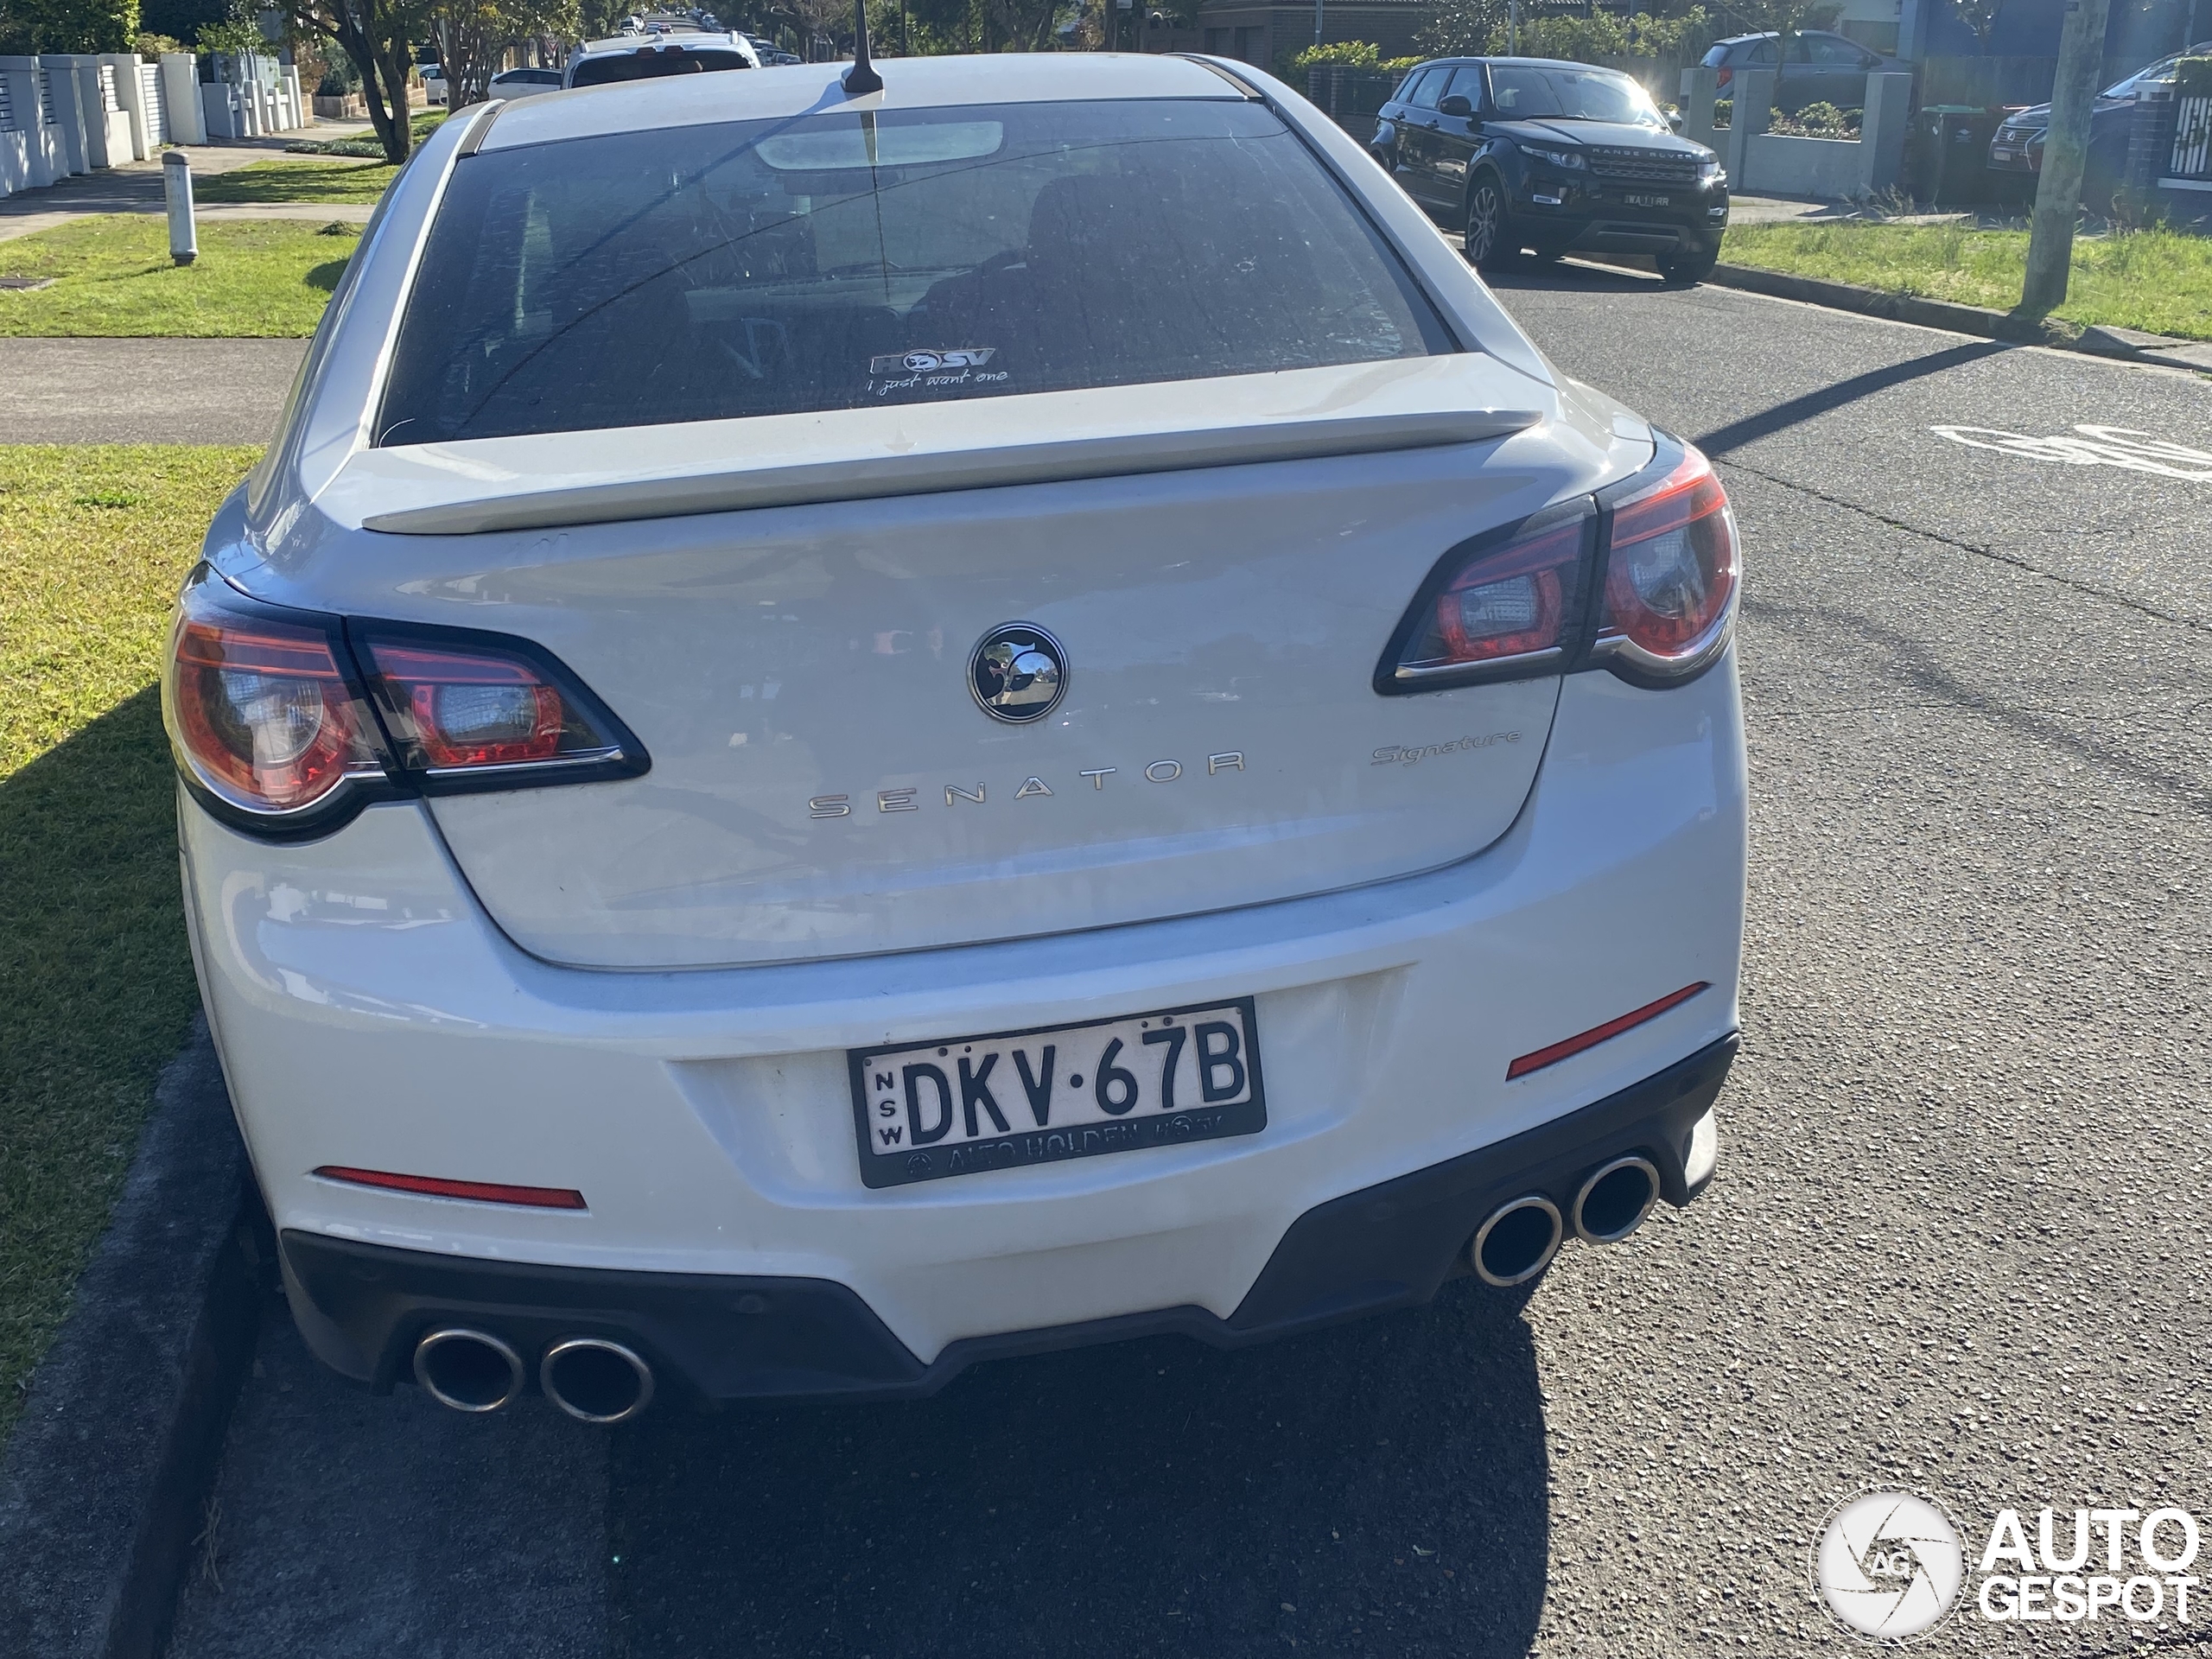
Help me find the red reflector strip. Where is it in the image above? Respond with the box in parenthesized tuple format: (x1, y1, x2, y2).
(1505, 982, 1710, 1081)
(312, 1166, 588, 1210)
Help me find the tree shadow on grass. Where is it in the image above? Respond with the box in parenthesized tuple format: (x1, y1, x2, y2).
(307, 259, 350, 294)
(613, 1279, 1551, 1659)
(0, 686, 199, 1436)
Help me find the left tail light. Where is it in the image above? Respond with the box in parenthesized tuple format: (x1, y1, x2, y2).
(162, 567, 647, 838)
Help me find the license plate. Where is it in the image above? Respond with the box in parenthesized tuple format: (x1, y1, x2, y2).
(849, 998, 1267, 1188)
(1625, 192, 1671, 208)
(1991, 147, 2015, 161)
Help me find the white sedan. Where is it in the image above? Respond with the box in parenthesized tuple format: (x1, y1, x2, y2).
(165, 51, 1745, 1425)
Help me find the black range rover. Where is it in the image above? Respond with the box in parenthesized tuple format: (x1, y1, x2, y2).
(1372, 57, 1729, 283)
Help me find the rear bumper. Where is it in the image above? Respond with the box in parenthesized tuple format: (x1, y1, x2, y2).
(185, 657, 1746, 1386)
(281, 1035, 1733, 1402)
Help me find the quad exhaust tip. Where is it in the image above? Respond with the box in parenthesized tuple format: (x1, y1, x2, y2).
(414, 1327, 525, 1413)
(1572, 1154, 1661, 1245)
(541, 1337, 655, 1425)
(1471, 1194, 1563, 1287)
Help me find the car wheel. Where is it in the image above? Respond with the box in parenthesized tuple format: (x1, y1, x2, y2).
(1463, 177, 1516, 269)
(1658, 247, 1719, 286)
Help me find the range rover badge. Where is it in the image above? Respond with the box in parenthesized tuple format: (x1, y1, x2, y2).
(969, 623, 1066, 723)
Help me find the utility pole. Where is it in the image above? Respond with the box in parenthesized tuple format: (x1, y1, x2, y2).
(2020, 0, 2115, 314)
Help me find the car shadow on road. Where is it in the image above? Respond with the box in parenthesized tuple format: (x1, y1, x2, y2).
(610, 1280, 1549, 1658)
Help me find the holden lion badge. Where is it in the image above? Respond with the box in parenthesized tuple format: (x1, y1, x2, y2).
(969, 623, 1066, 723)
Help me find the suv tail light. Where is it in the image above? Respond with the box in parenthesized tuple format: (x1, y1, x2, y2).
(162, 567, 647, 838)
(1377, 435, 1737, 695)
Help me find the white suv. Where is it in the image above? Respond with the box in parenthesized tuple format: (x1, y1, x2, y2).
(166, 54, 1744, 1426)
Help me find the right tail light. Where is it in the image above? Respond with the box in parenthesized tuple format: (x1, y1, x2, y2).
(1589, 442, 1739, 686)
(162, 566, 647, 839)
(1376, 435, 1738, 695)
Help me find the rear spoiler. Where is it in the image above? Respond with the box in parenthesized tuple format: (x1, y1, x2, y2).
(329, 359, 1545, 536)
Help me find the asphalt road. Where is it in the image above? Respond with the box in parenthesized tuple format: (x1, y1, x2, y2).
(163, 274, 2212, 1659)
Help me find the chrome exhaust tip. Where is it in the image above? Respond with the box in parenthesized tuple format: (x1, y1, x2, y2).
(413, 1326, 524, 1413)
(1470, 1194, 1563, 1287)
(1571, 1154, 1661, 1244)
(540, 1337, 655, 1425)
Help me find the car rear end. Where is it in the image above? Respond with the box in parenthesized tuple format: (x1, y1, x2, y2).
(173, 58, 1745, 1419)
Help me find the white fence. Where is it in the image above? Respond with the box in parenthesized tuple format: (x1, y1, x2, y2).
(0, 48, 309, 201)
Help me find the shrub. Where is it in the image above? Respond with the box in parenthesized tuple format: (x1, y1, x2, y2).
(1767, 100, 1860, 138)
(1287, 39, 1382, 73)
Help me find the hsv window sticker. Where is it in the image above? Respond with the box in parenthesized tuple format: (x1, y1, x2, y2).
(865, 346, 1007, 399)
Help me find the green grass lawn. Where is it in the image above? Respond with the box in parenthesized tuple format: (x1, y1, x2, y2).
(287, 108, 445, 158)
(0, 445, 257, 1449)
(0, 218, 354, 337)
(196, 157, 398, 206)
(1719, 220, 2212, 341)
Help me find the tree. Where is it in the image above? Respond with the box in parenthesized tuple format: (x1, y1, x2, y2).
(1950, 0, 2001, 52)
(1415, 0, 1501, 58)
(0, 0, 139, 54)
(428, 0, 577, 107)
(279, 0, 429, 162)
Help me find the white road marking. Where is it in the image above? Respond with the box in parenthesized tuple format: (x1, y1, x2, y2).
(1932, 424, 2212, 481)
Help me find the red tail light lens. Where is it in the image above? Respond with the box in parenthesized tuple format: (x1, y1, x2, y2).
(164, 568, 649, 838)
(1381, 510, 1592, 690)
(1715, 66, 1732, 86)
(1594, 442, 1738, 683)
(162, 570, 388, 822)
(360, 639, 616, 772)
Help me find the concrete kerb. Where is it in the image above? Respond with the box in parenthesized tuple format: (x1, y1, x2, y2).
(1700, 260, 2212, 372)
(0, 1020, 264, 1659)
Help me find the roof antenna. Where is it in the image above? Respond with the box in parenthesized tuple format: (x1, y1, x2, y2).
(842, 0, 883, 96)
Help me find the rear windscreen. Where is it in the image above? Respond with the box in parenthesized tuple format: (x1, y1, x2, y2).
(374, 99, 1458, 446)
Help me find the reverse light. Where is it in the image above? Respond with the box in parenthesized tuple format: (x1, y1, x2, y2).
(1379, 509, 1592, 691)
(163, 566, 648, 837)
(1592, 441, 1739, 684)
(359, 636, 626, 774)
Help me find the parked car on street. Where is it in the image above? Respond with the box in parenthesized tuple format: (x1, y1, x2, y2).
(565, 27, 759, 86)
(1698, 29, 1908, 114)
(487, 66, 563, 99)
(418, 63, 448, 105)
(167, 53, 1744, 1425)
(1373, 57, 1729, 283)
(1986, 42, 2212, 207)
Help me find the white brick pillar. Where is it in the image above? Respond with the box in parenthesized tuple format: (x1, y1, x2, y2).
(104, 51, 150, 158)
(161, 52, 206, 145)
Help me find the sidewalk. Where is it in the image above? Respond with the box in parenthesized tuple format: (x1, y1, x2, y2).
(0, 338, 306, 444)
(0, 131, 379, 245)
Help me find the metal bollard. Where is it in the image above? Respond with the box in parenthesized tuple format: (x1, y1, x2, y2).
(162, 149, 197, 266)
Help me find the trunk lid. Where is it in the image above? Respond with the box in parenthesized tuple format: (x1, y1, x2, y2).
(276, 365, 1632, 969)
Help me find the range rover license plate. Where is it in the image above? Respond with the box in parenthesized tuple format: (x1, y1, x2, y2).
(1626, 192, 1671, 207)
(849, 998, 1266, 1188)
